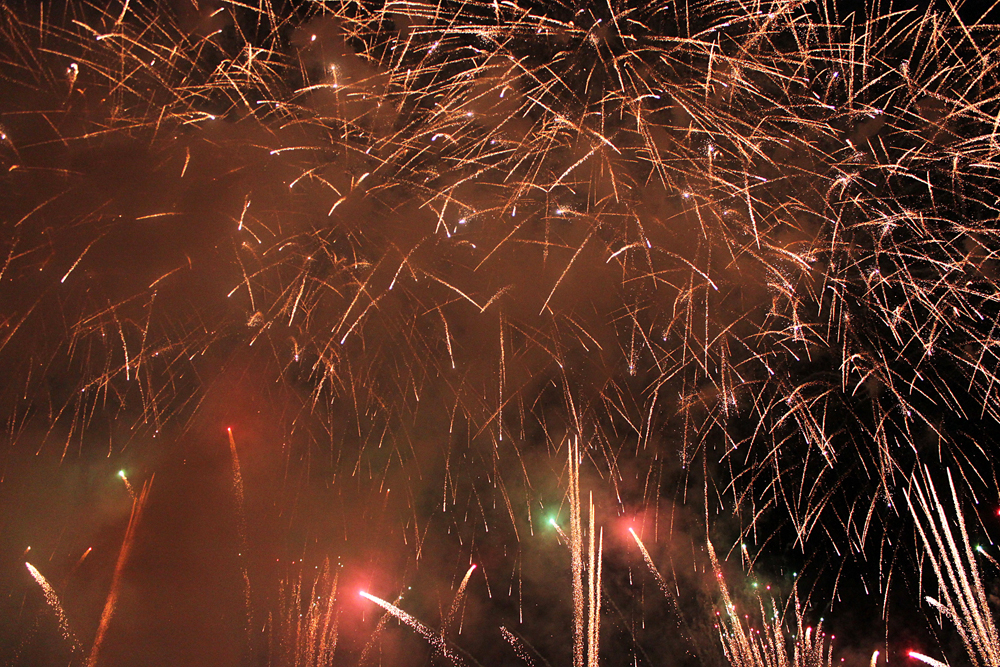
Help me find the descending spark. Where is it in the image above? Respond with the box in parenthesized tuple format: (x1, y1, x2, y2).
(25, 562, 78, 651)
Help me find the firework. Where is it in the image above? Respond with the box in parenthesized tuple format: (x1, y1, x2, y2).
(905, 467, 1000, 667)
(88, 478, 151, 667)
(359, 590, 465, 665)
(907, 652, 949, 667)
(25, 562, 78, 651)
(709, 540, 833, 667)
(1, 0, 999, 664)
(271, 560, 340, 667)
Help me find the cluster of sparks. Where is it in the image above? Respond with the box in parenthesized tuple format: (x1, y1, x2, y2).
(3, 0, 1000, 664)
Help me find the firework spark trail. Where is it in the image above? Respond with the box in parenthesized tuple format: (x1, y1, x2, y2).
(908, 653, 949, 667)
(566, 437, 602, 667)
(709, 541, 833, 667)
(500, 626, 538, 667)
(587, 503, 603, 667)
(569, 437, 585, 667)
(88, 477, 152, 667)
(443, 564, 477, 638)
(227, 427, 253, 654)
(275, 561, 339, 667)
(359, 590, 465, 666)
(906, 467, 1000, 667)
(628, 527, 671, 597)
(25, 562, 78, 651)
(117, 470, 135, 499)
(357, 598, 399, 667)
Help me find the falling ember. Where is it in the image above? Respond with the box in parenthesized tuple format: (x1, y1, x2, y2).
(25, 562, 78, 650)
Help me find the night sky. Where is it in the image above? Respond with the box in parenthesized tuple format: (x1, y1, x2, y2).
(1, 1, 999, 666)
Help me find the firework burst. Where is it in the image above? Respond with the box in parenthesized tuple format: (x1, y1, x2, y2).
(1, 0, 1000, 664)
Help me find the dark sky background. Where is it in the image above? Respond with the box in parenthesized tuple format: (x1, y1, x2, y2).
(1, 0, 999, 666)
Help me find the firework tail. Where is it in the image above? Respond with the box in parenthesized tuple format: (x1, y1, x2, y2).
(569, 436, 585, 667)
(629, 521, 704, 650)
(25, 562, 80, 653)
(357, 595, 398, 667)
(567, 436, 602, 667)
(359, 591, 466, 666)
(908, 652, 949, 667)
(709, 539, 833, 667)
(227, 428, 253, 656)
(88, 477, 152, 667)
(628, 527, 671, 597)
(587, 496, 602, 667)
(500, 626, 539, 667)
(275, 560, 339, 667)
(905, 467, 1000, 667)
(443, 564, 477, 638)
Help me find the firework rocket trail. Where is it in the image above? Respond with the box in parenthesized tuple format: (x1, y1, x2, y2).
(908, 653, 949, 667)
(228, 427, 253, 653)
(587, 507, 603, 667)
(906, 468, 1000, 667)
(569, 437, 585, 667)
(88, 477, 152, 667)
(629, 527, 671, 597)
(443, 563, 477, 638)
(709, 540, 833, 667)
(566, 436, 602, 667)
(117, 470, 135, 500)
(25, 562, 78, 652)
(500, 626, 539, 667)
(359, 590, 465, 666)
(275, 561, 340, 667)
